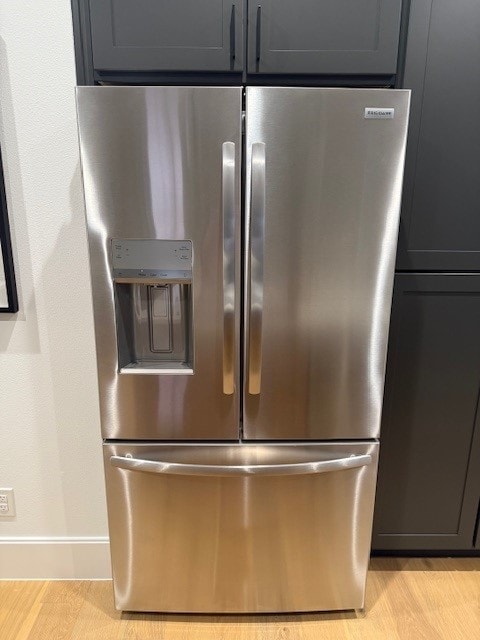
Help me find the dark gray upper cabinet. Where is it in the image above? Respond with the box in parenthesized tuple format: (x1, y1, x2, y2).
(397, 0, 480, 270)
(76, 1, 404, 81)
(247, 0, 402, 76)
(372, 274, 480, 551)
(89, 0, 243, 73)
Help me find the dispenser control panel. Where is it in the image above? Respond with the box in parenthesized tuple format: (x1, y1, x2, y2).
(112, 239, 192, 281)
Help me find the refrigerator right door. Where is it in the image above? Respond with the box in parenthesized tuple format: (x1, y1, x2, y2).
(244, 88, 410, 440)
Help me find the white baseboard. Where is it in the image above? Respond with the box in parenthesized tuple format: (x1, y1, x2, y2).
(0, 537, 112, 579)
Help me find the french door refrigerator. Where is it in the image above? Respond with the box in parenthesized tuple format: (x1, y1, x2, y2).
(76, 86, 410, 613)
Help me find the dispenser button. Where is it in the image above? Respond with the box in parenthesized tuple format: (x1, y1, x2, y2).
(152, 287, 168, 318)
(149, 286, 172, 353)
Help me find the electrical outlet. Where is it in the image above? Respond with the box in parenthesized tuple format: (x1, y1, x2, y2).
(0, 488, 15, 517)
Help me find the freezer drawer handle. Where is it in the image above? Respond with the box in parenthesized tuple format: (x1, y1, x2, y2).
(222, 142, 236, 395)
(110, 454, 372, 477)
(248, 142, 266, 395)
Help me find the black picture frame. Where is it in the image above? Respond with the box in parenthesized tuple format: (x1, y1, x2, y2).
(0, 147, 18, 313)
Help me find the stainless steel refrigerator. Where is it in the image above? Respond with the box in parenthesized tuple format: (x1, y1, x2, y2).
(76, 86, 410, 613)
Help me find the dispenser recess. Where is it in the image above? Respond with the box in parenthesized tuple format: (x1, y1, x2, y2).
(112, 239, 193, 375)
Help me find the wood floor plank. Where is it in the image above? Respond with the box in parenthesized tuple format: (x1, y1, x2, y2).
(0, 558, 479, 639)
(0, 582, 48, 640)
(24, 582, 93, 640)
(70, 582, 125, 640)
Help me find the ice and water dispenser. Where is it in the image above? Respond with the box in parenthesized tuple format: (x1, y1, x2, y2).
(112, 239, 193, 374)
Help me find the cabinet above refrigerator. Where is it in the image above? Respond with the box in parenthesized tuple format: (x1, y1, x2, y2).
(72, 1, 404, 86)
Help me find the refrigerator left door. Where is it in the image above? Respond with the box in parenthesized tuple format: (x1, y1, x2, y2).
(77, 87, 242, 440)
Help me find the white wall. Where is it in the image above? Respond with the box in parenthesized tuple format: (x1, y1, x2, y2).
(0, 1, 110, 578)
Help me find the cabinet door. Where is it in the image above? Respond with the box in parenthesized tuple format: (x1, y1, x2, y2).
(372, 274, 480, 551)
(247, 0, 402, 76)
(89, 0, 243, 73)
(397, 0, 480, 270)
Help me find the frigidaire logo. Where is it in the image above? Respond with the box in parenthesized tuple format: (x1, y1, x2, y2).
(364, 107, 395, 119)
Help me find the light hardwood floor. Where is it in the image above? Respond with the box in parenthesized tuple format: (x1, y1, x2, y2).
(1, 558, 479, 639)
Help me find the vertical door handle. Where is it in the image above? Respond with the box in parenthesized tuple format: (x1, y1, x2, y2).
(255, 6, 262, 70)
(230, 4, 236, 64)
(222, 142, 236, 395)
(248, 142, 265, 395)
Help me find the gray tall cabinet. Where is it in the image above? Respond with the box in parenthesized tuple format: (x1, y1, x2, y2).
(396, 0, 480, 271)
(372, 275, 480, 551)
(71, 1, 480, 553)
(372, 0, 480, 552)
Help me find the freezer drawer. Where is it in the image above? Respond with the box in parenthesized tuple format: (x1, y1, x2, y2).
(104, 442, 379, 613)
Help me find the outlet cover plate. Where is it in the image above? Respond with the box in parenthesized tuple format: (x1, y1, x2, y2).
(0, 488, 15, 517)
